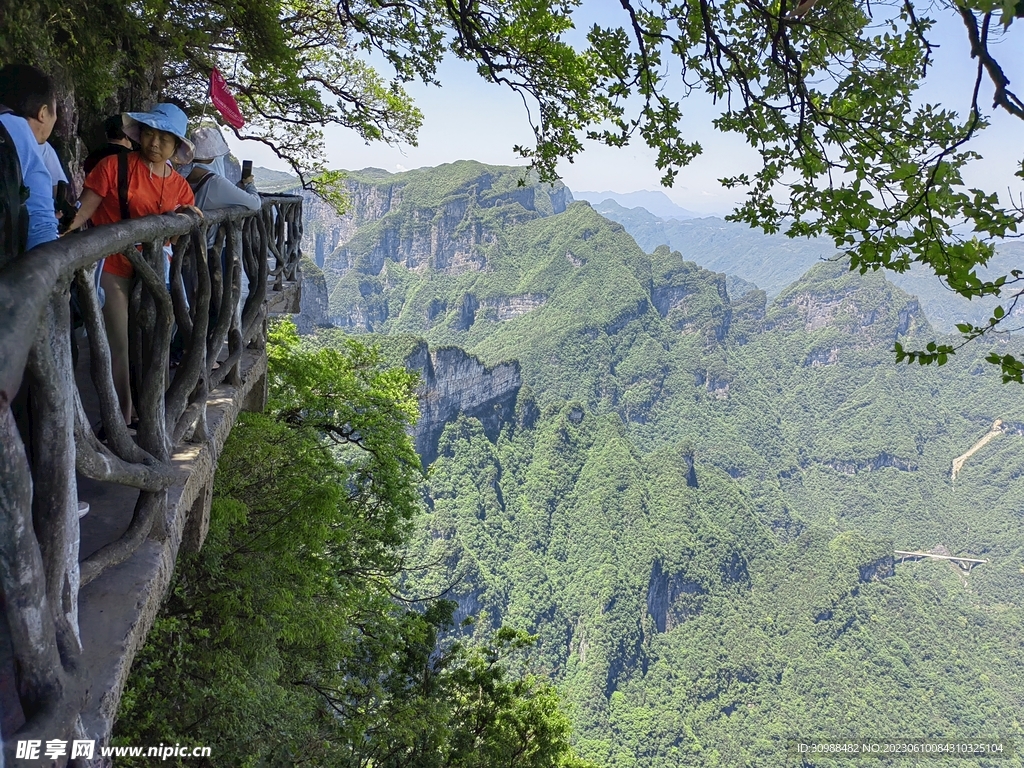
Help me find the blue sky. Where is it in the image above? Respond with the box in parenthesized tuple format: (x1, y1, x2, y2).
(230, 5, 1023, 217)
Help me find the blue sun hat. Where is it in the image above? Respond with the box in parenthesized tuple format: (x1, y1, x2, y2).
(122, 103, 195, 164)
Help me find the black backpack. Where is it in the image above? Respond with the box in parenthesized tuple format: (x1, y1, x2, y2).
(0, 104, 29, 266)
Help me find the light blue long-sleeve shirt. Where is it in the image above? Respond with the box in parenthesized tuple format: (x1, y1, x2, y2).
(192, 171, 261, 250)
(0, 111, 58, 250)
(193, 172, 261, 213)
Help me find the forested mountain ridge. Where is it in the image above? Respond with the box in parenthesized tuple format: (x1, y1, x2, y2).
(593, 198, 1024, 334)
(297, 161, 1024, 766)
(318, 162, 571, 329)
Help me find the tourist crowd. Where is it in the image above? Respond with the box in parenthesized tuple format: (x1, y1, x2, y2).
(0, 63, 262, 435)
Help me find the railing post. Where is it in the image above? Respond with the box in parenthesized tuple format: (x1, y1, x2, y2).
(26, 290, 83, 659)
(0, 406, 68, 723)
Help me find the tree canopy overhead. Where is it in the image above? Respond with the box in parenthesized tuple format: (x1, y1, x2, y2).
(560, 0, 1024, 377)
(1, 0, 602, 203)
(3, 0, 1022, 372)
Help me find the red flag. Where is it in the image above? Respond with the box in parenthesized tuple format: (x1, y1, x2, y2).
(210, 68, 245, 129)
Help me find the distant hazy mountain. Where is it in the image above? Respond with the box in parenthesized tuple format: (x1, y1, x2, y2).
(593, 198, 1024, 333)
(252, 166, 300, 193)
(573, 189, 703, 219)
(593, 199, 831, 296)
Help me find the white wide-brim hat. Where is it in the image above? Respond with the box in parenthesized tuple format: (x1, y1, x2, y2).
(189, 125, 231, 163)
(123, 103, 195, 164)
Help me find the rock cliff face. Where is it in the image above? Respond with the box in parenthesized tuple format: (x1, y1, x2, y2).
(646, 560, 706, 633)
(422, 292, 550, 333)
(403, 342, 522, 465)
(650, 246, 733, 345)
(767, 261, 930, 345)
(295, 187, 361, 268)
(308, 162, 571, 329)
(451, 586, 486, 629)
(779, 290, 922, 335)
(327, 198, 493, 281)
(824, 453, 918, 475)
(858, 554, 895, 582)
(295, 257, 329, 334)
(804, 346, 840, 367)
(481, 293, 548, 322)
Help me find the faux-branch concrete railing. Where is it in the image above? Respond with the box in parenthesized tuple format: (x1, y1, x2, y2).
(0, 194, 302, 758)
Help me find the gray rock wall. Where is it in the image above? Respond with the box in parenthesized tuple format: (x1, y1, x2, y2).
(646, 559, 706, 633)
(298, 166, 571, 328)
(404, 342, 522, 465)
(295, 257, 329, 334)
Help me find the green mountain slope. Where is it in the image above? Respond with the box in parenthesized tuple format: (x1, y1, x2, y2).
(593, 199, 1024, 335)
(305, 161, 1024, 767)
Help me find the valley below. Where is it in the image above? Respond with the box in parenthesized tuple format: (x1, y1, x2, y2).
(277, 161, 1024, 767)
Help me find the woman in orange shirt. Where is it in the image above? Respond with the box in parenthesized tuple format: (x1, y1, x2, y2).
(67, 103, 200, 427)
